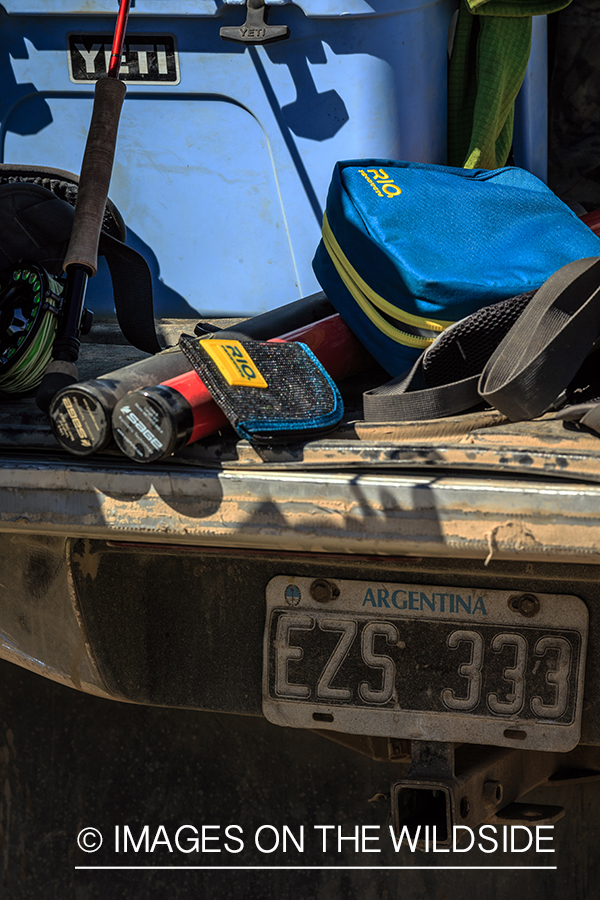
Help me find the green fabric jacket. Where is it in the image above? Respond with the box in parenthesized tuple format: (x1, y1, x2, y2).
(448, 0, 572, 170)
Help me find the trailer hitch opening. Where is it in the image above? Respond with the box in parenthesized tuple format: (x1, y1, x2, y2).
(392, 782, 452, 845)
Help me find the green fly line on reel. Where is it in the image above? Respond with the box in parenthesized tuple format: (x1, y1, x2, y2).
(0, 264, 64, 395)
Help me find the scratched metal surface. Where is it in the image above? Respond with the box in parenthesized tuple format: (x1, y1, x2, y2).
(177, 415, 600, 486)
(1, 452, 600, 564)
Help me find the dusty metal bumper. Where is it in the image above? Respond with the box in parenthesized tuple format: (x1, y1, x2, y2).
(1, 452, 600, 563)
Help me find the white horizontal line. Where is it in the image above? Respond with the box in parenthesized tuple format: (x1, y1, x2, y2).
(75, 866, 557, 871)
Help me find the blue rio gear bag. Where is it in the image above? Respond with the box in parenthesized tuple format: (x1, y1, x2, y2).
(312, 159, 600, 377)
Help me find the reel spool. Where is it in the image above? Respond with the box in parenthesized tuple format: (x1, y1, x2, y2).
(0, 263, 65, 395)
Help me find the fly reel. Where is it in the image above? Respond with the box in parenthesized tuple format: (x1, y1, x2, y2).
(0, 263, 65, 395)
(0, 263, 94, 396)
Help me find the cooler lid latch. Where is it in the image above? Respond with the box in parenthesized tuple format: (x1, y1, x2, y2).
(220, 0, 290, 45)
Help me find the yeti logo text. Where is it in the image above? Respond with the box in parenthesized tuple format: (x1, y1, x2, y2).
(68, 34, 180, 84)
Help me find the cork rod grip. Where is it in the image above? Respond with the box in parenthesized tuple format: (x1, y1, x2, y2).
(63, 77, 127, 276)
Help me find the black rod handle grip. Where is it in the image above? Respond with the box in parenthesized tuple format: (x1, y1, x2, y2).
(63, 76, 127, 276)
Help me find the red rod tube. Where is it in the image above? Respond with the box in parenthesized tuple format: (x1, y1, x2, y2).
(108, 0, 131, 78)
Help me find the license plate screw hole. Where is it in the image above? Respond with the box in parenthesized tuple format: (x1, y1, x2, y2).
(312, 712, 334, 723)
(508, 593, 540, 617)
(310, 579, 340, 604)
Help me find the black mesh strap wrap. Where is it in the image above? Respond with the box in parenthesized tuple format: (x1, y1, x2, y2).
(364, 257, 600, 424)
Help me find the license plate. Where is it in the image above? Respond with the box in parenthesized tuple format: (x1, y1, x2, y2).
(262, 577, 588, 752)
(68, 34, 180, 84)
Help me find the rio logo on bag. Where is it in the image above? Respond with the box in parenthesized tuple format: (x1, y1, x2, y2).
(358, 168, 402, 198)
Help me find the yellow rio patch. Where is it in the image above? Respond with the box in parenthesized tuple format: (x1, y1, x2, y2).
(201, 339, 268, 388)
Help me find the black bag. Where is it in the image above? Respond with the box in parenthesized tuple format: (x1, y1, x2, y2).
(363, 257, 600, 433)
(0, 164, 162, 356)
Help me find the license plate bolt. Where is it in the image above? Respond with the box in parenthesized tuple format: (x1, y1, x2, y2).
(310, 579, 340, 604)
(508, 593, 540, 617)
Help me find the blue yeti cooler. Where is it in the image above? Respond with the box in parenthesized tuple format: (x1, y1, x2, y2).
(0, 1, 543, 318)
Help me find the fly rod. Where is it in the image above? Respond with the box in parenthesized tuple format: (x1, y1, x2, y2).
(36, 0, 131, 413)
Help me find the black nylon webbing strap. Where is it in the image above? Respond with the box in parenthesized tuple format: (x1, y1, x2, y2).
(363, 353, 481, 421)
(556, 401, 600, 435)
(480, 257, 600, 419)
(364, 256, 600, 424)
(99, 233, 163, 355)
